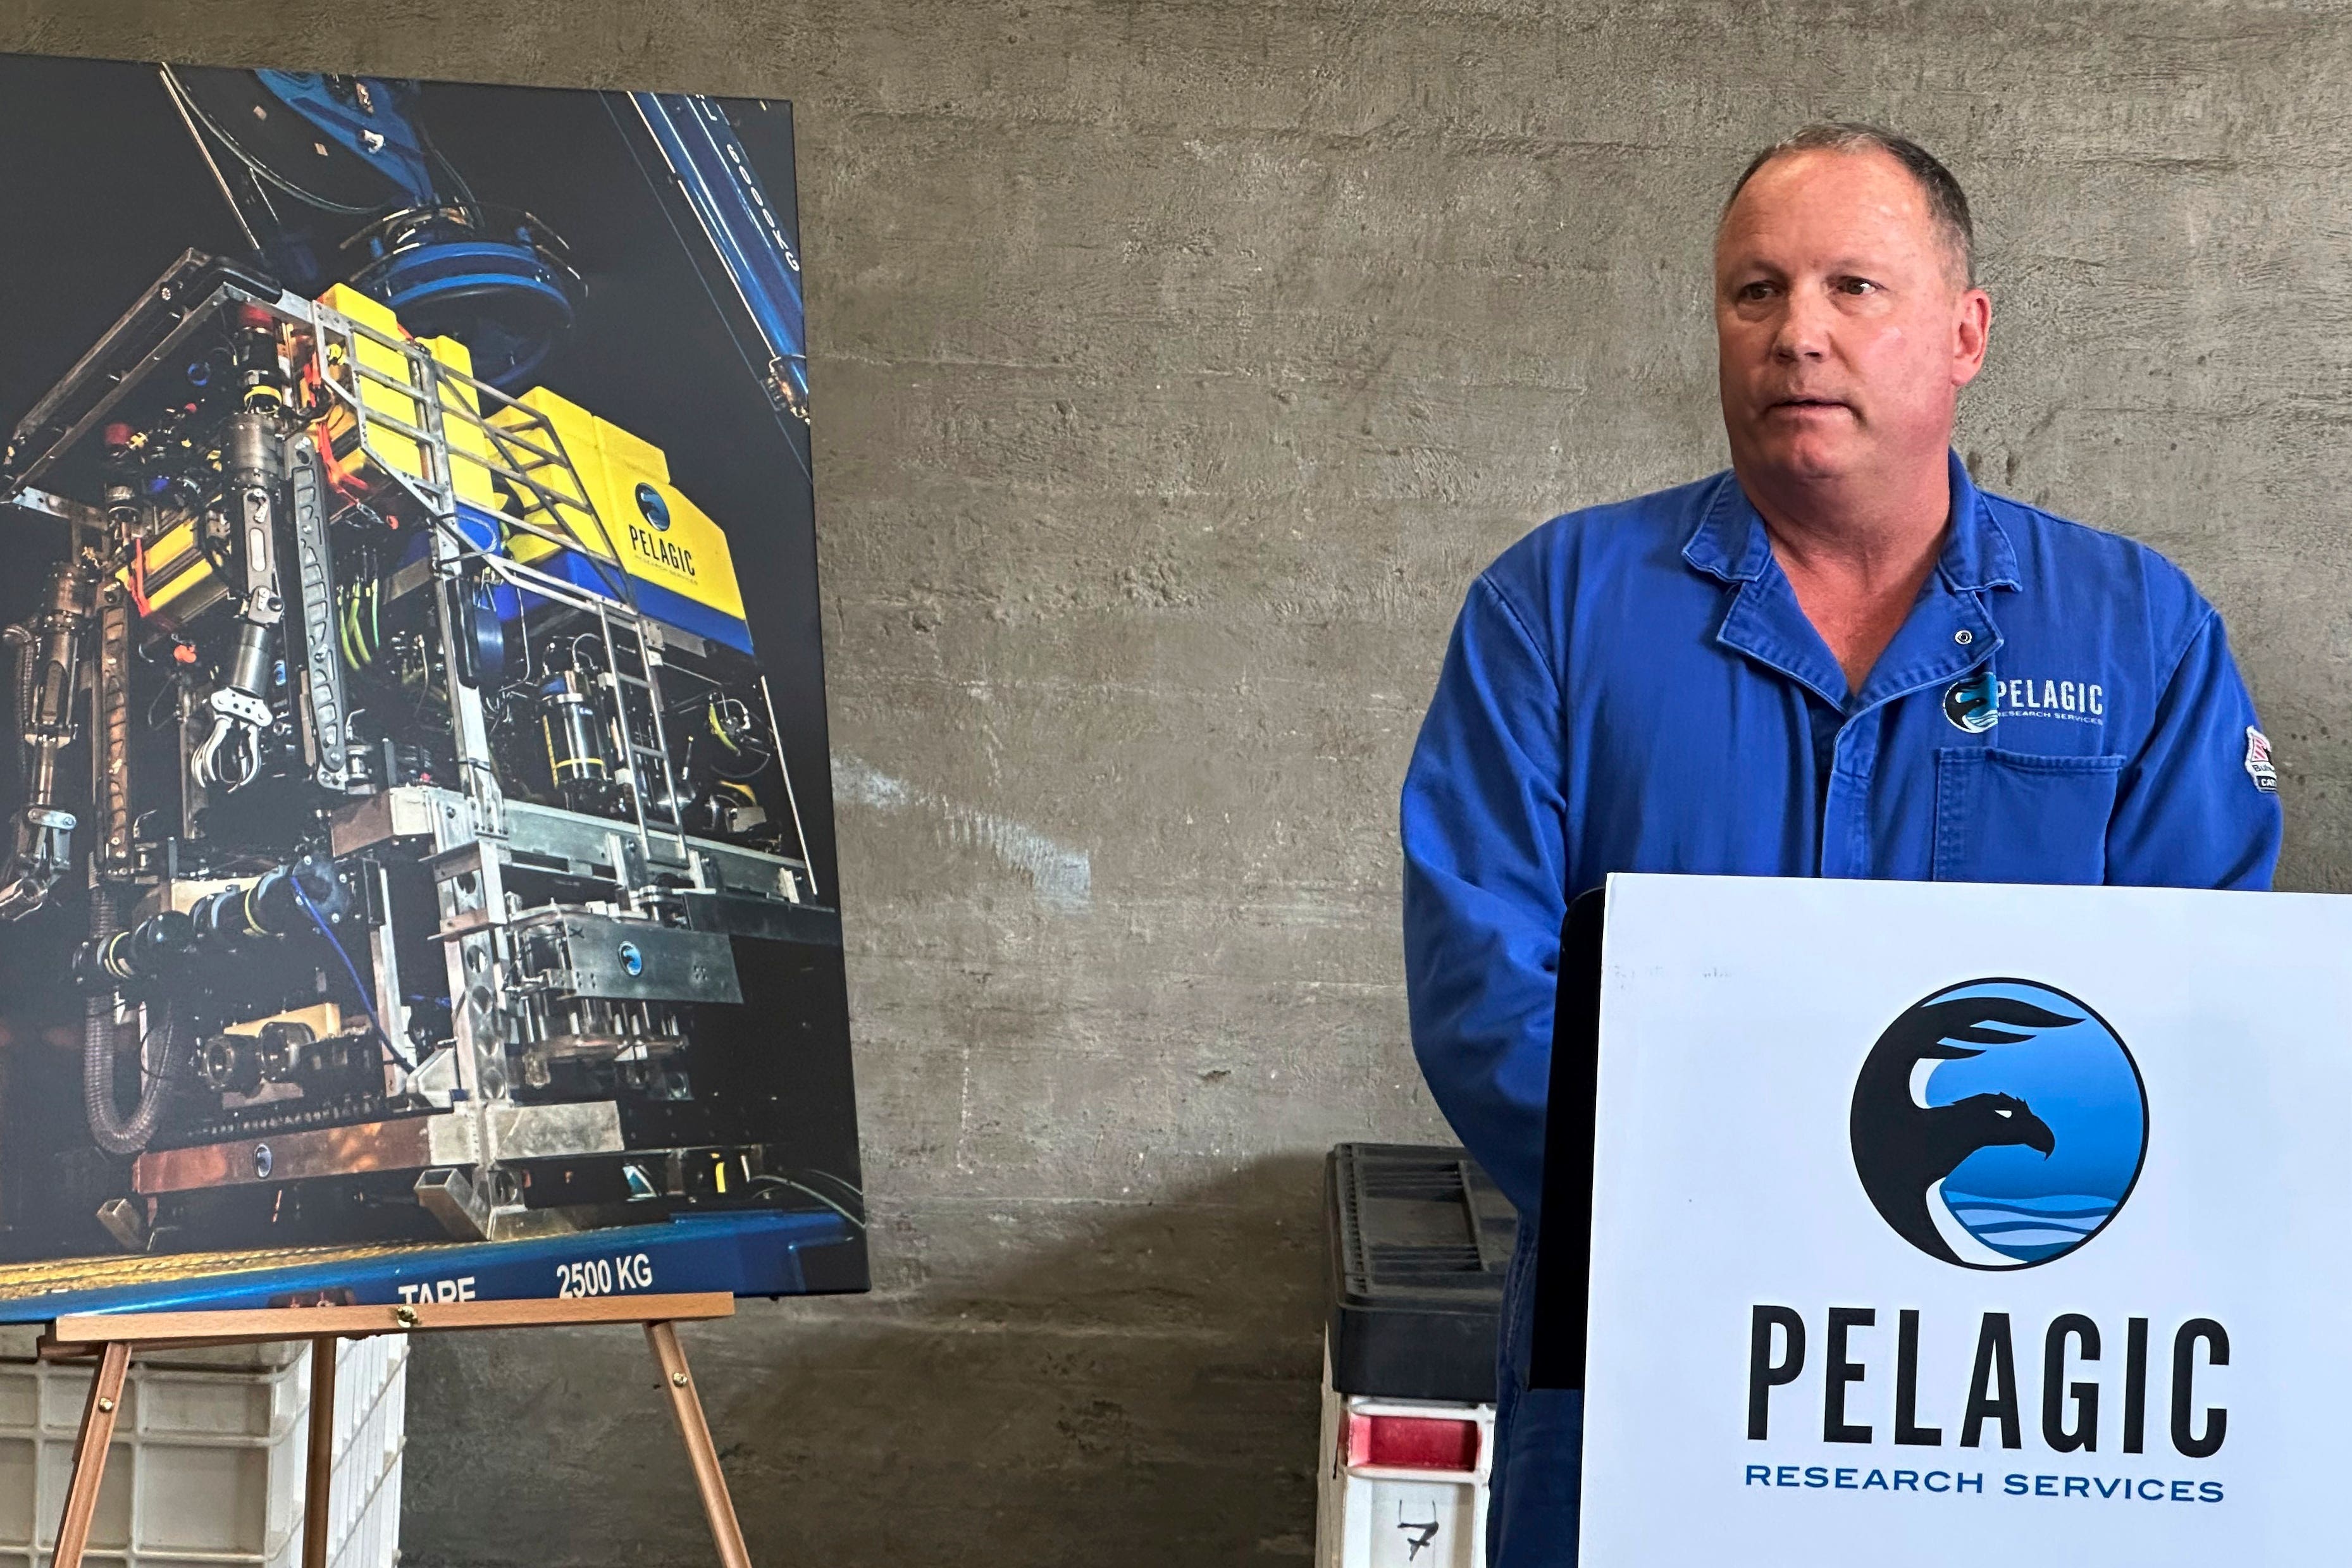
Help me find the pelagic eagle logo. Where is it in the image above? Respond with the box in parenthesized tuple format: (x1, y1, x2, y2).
(1945, 670, 2107, 730)
(1850, 980, 2147, 1269)
(1942, 671, 1998, 733)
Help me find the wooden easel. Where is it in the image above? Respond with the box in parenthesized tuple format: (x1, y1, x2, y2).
(37, 1292, 754, 1568)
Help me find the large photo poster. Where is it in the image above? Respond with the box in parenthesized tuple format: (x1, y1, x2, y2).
(0, 52, 863, 1306)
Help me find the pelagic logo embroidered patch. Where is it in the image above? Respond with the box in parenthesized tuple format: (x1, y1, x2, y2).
(2245, 727, 2279, 793)
(1999, 676, 2104, 724)
(1942, 671, 1998, 733)
(1947, 673, 2105, 731)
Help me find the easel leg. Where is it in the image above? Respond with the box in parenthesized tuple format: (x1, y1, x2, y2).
(54, 1340, 130, 1568)
(647, 1320, 752, 1568)
(304, 1336, 339, 1568)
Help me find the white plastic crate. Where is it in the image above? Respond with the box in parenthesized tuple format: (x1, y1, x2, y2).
(318, 1336, 406, 1568)
(0, 1333, 404, 1568)
(1316, 1346, 1494, 1568)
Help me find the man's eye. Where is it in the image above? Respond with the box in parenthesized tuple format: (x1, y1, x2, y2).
(1838, 278, 1879, 295)
(1736, 281, 1776, 302)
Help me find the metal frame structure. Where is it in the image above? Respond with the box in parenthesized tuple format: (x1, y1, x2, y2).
(0, 255, 841, 1250)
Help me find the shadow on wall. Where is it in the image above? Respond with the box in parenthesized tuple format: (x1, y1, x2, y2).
(399, 1152, 1336, 1567)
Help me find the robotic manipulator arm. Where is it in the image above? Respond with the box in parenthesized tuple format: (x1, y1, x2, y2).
(189, 311, 291, 794)
(0, 549, 96, 923)
(0, 308, 288, 918)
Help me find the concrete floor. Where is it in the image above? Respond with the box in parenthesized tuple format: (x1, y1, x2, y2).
(1, 1, 2346, 1562)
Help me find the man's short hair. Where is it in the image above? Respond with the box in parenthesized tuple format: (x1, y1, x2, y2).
(1723, 122, 1976, 287)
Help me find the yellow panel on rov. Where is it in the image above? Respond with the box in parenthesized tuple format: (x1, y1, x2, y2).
(121, 284, 757, 656)
(313, 283, 502, 508)
(490, 386, 752, 643)
(120, 283, 503, 624)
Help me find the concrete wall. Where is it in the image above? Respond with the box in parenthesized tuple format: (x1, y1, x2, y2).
(2, 1, 2343, 1562)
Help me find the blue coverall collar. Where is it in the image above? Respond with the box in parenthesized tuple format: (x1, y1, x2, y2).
(1682, 452, 2017, 712)
(1679, 451, 2019, 592)
(1932, 451, 2021, 594)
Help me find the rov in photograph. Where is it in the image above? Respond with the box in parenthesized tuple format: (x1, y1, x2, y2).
(0, 254, 836, 1251)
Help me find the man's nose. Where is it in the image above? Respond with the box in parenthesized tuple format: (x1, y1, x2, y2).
(1771, 287, 1833, 361)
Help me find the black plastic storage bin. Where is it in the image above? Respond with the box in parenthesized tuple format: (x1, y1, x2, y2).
(1324, 1142, 1518, 1404)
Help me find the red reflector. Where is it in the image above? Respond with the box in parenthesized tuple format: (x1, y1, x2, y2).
(1345, 1412, 1480, 1472)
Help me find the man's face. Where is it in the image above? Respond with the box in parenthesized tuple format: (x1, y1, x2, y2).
(1714, 148, 1990, 489)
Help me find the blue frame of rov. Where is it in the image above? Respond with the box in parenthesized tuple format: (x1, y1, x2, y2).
(0, 1210, 852, 1321)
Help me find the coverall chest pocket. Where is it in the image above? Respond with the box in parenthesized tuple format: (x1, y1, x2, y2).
(1933, 748, 2126, 885)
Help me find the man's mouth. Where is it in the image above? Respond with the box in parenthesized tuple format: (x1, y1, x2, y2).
(1769, 396, 1852, 414)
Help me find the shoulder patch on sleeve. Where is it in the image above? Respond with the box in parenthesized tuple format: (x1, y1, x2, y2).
(2245, 727, 2279, 793)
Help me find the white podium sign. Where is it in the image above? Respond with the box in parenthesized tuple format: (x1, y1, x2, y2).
(1576, 874, 2352, 1565)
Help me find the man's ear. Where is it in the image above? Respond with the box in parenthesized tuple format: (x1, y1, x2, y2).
(1952, 287, 1992, 388)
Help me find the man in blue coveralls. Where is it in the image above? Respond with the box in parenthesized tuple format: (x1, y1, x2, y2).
(1400, 123, 2283, 1565)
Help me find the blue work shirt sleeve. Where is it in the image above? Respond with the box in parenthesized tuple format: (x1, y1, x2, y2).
(1401, 575, 1567, 1218)
(2105, 607, 2282, 890)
